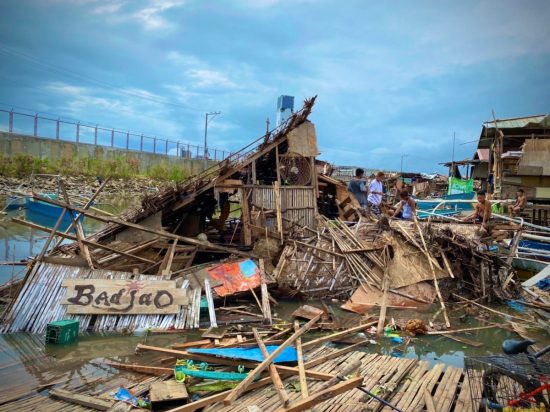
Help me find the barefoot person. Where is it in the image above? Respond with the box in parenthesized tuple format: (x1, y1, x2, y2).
(509, 188, 527, 217)
(368, 171, 385, 215)
(347, 168, 368, 208)
(391, 189, 416, 220)
(462, 190, 492, 230)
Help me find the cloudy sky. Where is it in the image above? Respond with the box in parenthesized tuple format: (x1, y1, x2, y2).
(0, 0, 549, 172)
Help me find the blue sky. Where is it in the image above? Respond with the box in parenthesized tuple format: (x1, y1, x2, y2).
(0, 0, 549, 172)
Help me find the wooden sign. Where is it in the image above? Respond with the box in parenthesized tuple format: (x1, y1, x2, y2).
(61, 279, 189, 315)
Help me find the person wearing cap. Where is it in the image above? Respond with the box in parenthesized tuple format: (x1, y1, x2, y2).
(391, 189, 416, 220)
(367, 171, 385, 215)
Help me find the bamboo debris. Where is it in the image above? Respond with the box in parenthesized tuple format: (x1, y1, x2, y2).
(223, 313, 322, 405)
(253, 328, 290, 407)
(412, 215, 451, 328)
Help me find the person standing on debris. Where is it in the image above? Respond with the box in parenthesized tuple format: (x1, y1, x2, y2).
(462, 190, 492, 230)
(348, 168, 368, 208)
(509, 188, 527, 217)
(390, 189, 416, 220)
(368, 171, 385, 215)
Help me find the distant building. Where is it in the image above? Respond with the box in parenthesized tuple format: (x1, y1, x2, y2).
(470, 114, 550, 201)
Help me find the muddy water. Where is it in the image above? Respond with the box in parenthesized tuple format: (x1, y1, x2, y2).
(0, 196, 548, 401)
(0, 299, 548, 403)
(0, 195, 139, 283)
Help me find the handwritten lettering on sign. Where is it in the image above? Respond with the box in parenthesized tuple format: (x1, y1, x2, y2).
(61, 279, 188, 315)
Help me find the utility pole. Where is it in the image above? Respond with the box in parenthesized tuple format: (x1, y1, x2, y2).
(204, 111, 221, 168)
(400, 154, 409, 174)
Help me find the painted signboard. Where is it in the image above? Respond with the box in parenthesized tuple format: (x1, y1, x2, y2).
(61, 279, 188, 315)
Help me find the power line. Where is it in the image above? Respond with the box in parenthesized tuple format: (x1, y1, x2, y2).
(0, 44, 209, 112)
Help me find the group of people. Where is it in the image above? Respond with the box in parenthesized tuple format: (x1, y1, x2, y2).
(347, 168, 416, 220)
(348, 167, 528, 228)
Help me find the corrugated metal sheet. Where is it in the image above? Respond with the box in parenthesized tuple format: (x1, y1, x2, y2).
(251, 186, 317, 229)
(1, 263, 197, 334)
(483, 115, 548, 129)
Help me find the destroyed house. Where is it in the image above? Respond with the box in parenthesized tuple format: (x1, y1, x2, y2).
(471, 114, 550, 201)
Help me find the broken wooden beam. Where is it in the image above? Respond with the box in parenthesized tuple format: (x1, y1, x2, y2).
(12, 218, 156, 264)
(301, 320, 377, 350)
(32, 194, 255, 258)
(223, 313, 322, 405)
(49, 388, 115, 411)
(253, 328, 290, 407)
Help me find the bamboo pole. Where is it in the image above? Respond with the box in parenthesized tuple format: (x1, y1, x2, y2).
(412, 215, 451, 328)
(293, 320, 309, 399)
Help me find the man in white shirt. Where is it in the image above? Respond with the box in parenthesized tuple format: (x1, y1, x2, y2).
(367, 171, 385, 215)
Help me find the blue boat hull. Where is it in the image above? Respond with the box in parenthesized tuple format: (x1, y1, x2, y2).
(25, 196, 83, 231)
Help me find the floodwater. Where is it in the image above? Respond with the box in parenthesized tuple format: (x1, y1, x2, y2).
(0, 195, 548, 407)
(0, 195, 138, 284)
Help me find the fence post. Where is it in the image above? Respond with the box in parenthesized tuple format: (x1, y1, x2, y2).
(56, 118, 60, 140)
(8, 109, 13, 133)
(214, 149, 217, 161)
(153, 136, 156, 153)
(34, 113, 38, 136)
(140, 134, 143, 152)
(94, 125, 98, 145)
(111, 129, 114, 147)
(76, 121, 80, 143)
(165, 139, 168, 155)
(176, 142, 180, 157)
(126, 131, 129, 150)
(196, 145, 199, 158)
(187, 144, 190, 159)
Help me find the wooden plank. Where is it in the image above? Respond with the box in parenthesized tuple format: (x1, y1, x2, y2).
(12, 218, 156, 264)
(49, 388, 114, 411)
(223, 313, 322, 405)
(32, 194, 255, 257)
(302, 321, 377, 350)
(61, 279, 188, 315)
(273, 376, 363, 412)
(165, 377, 274, 412)
(159, 240, 178, 276)
(424, 389, 436, 412)
(172, 339, 212, 349)
(293, 320, 309, 399)
(259, 259, 272, 325)
(240, 188, 252, 246)
(59, 182, 94, 269)
(253, 328, 290, 407)
(150, 380, 188, 403)
(52, 176, 112, 250)
(104, 361, 172, 376)
(444, 334, 483, 347)
(204, 278, 218, 328)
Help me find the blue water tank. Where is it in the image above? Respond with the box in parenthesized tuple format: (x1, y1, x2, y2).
(277, 95, 294, 112)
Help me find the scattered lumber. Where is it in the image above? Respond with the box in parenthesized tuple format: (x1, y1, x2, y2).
(273, 376, 363, 412)
(223, 313, 322, 405)
(49, 388, 115, 411)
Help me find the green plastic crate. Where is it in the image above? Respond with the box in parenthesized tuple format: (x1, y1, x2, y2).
(45, 319, 79, 344)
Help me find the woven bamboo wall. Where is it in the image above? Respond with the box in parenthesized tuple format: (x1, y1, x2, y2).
(250, 186, 317, 229)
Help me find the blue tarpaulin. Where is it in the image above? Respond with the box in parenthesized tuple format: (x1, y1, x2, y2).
(188, 345, 298, 363)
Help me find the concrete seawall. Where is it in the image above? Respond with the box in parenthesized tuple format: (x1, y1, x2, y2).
(0, 132, 216, 174)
